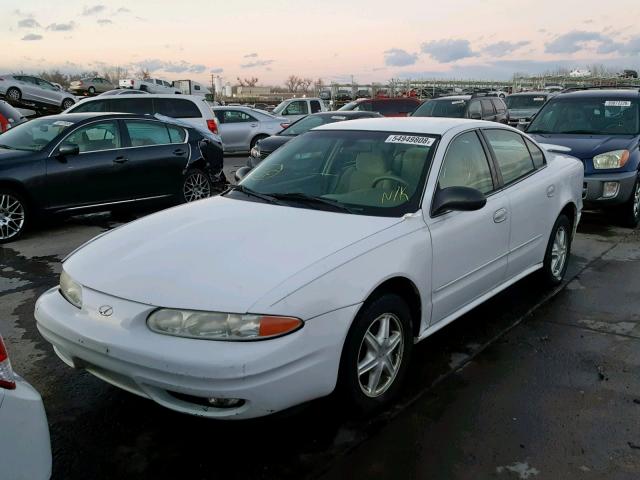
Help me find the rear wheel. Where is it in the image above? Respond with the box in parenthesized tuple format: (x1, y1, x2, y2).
(88, 86, 96, 95)
(181, 169, 212, 203)
(338, 294, 413, 415)
(540, 214, 572, 286)
(616, 178, 640, 229)
(0, 190, 28, 243)
(61, 98, 74, 110)
(6, 88, 21, 104)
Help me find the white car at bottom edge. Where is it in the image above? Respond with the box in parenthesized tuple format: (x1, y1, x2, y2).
(35, 118, 583, 419)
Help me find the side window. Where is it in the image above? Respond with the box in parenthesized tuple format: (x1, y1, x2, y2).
(375, 101, 400, 115)
(154, 98, 202, 118)
(194, 85, 201, 91)
(167, 125, 187, 143)
(223, 110, 256, 123)
(163, 81, 171, 88)
(155, 79, 163, 85)
(213, 110, 225, 123)
(63, 121, 121, 153)
(467, 100, 482, 118)
(484, 129, 535, 184)
(283, 101, 309, 115)
(125, 121, 171, 147)
(493, 98, 507, 113)
(70, 99, 109, 113)
(111, 98, 153, 114)
(438, 131, 494, 195)
(401, 100, 419, 114)
(525, 137, 546, 169)
(310, 100, 322, 113)
(481, 99, 495, 116)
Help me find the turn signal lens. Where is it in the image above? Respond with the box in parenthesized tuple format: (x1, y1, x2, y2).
(147, 309, 302, 341)
(0, 336, 16, 390)
(593, 150, 630, 169)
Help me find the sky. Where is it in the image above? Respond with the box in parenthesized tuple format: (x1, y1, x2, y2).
(2, 0, 640, 86)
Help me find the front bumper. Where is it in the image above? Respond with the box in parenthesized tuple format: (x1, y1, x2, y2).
(0, 377, 52, 480)
(582, 170, 638, 207)
(35, 287, 357, 419)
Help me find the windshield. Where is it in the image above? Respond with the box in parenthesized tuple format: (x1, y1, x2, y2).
(506, 95, 547, 109)
(528, 97, 640, 135)
(0, 117, 74, 151)
(339, 101, 358, 111)
(412, 99, 467, 118)
(235, 130, 438, 217)
(281, 115, 349, 136)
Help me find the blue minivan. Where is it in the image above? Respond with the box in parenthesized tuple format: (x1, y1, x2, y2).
(527, 88, 640, 227)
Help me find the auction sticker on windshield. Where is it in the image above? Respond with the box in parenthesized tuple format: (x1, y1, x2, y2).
(385, 135, 435, 146)
(604, 101, 632, 107)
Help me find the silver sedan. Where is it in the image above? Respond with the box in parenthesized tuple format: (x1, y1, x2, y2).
(0, 74, 76, 111)
(212, 106, 288, 152)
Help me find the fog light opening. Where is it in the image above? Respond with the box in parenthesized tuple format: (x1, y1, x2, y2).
(208, 397, 244, 408)
(602, 181, 620, 199)
(168, 390, 246, 409)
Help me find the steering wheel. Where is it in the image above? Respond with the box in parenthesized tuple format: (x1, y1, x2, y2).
(372, 175, 409, 188)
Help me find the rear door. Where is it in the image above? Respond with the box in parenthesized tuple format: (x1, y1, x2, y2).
(16, 76, 41, 103)
(120, 119, 189, 197)
(215, 109, 258, 151)
(46, 120, 129, 209)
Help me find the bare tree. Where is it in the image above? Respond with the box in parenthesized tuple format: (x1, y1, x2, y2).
(136, 68, 151, 80)
(300, 77, 313, 92)
(237, 76, 259, 87)
(285, 75, 302, 92)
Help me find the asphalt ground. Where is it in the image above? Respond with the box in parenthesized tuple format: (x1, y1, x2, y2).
(1, 156, 638, 479)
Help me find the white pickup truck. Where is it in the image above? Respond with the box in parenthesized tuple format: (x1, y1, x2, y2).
(271, 97, 328, 121)
(119, 78, 180, 94)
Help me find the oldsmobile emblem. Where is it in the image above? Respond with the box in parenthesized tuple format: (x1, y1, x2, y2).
(98, 305, 113, 317)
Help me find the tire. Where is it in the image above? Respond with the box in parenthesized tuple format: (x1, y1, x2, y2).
(539, 214, 572, 286)
(250, 134, 268, 150)
(140, 85, 148, 92)
(0, 189, 29, 243)
(88, 86, 96, 95)
(615, 178, 640, 229)
(61, 98, 74, 110)
(181, 168, 213, 203)
(338, 293, 413, 415)
(6, 87, 21, 104)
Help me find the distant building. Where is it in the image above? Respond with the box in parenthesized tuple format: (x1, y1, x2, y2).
(236, 86, 272, 97)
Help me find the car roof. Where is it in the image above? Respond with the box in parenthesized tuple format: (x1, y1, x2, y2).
(314, 117, 488, 135)
(354, 97, 419, 102)
(431, 95, 472, 101)
(313, 111, 380, 118)
(34, 112, 172, 123)
(556, 88, 640, 99)
(82, 93, 204, 100)
(509, 91, 549, 96)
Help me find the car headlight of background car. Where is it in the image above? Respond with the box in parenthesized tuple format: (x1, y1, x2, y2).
(147, 309, 303, 341)
(593, 150, 630, 169)
(59, 270, 83, 309)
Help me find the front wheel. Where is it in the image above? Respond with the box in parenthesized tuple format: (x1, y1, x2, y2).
(250, 134, 268, 150)
(88, 86, 96, 95)
(540, 214, 572, 286)
(338, 294, 413, 415)
(616, 178, 640, 228)
(61, 98, 74, 110)
(6, 87, 21, 104)
(0, 190, 28, 243)
(181, 169, 212, 203)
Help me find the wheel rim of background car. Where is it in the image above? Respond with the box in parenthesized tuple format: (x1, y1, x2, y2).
(183, 172, 211, 202)
(633, 183, 640, 219)
(62, 100, 74, 109)
(7, 89, 19, 101)
(0, 194, 25, 240)
(357, 313, 404, 398)
(551, 226, 568, 279)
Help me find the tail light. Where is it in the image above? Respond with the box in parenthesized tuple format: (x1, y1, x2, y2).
(130, 80, 134, 85)
(0, 335, 16, 390)
(206, 119, 218, 134)
(280, 123, 290, 129)
(0, 114, 8, 133)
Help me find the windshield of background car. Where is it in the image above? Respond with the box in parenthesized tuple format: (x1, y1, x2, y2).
(412, 99, 467, 118)
(281, 115, 349, 135)
(0, 117, 75, 152)
(238, 130, 438, 217)
(528, 97, 640, 135)
(271, 102, 287, 115)
(506, 95, 547, 109)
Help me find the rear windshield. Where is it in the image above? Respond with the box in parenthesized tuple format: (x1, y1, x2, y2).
(412, 99, 467, 118)
(506, 95, 548, 109)
(528, 97, 640, 135)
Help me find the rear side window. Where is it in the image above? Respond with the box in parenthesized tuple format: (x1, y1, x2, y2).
(468, 100, 482, 118)
(481, 99, 495, 116)
(492, 98, 507, 113)
(484, 129, 535, 184)
(167, 125, 187, 143)
(71, 99, 109, 113)
(310, 100, 322, 113)
(525, 137, 545, 168)
(111, 98, 153, 114)
(355, 101, 373, 112)
(154, 98, 201, 118)
(125, 121, 171, 146)
(374, 101, 403, 115)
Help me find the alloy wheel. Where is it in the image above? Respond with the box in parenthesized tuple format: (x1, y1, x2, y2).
(357, 313, 405, 397)
(183, 172, 211, 202)
(62, 99, 74, 110)
(633, 182, 640, 220)
(7, 89, 19, 102)
(0, 194, 25, 241)
(550, 226, 568, 279)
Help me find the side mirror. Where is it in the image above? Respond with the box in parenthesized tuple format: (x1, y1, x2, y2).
(432, 186, 486, 216)
(469, 111, 482, 120)
(234, 166, 252, 182)
(57, 143, 79, 158)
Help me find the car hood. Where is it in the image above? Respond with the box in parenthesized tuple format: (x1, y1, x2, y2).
(0, 148, 36, 164)
(527, 133, 637, 160)
(258, 135, 294, 152)
(507, 108, 539, 119)
(64, 196, 402, 313)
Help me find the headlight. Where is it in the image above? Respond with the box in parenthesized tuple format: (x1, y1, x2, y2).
(60, 270, 83, 309)
(147, 309, 303, 341)
(593, 150, 630, 169)
(250, 146, 260, 158)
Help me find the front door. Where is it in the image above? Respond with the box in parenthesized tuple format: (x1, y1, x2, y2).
(425, 130, 510, 324)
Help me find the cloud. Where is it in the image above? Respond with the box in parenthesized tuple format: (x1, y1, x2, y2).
(483, 41, 530, 57)
(545, 31, 605, 54)
(21, 33, 43, 41)
(116, 7, 130, 13)
(210, 68, 224, 74)
(18, 18, 40, 28)
(597, 35, 640, 56)
(97, 19, 113, 25)
(130, 59, 212, 75)
(189, 64, 206, 73)
(244, 53, 258, 58)
(47, 22, 75, 31)
(384, 48, 418, 67)
(421, 39, 477, 63)
(82, 5, 106, 15)
(240, 59, 274, 68)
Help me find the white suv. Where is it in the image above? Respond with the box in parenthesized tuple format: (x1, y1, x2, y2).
(67, 94, 219, 134)
(119, 78, 180, 94)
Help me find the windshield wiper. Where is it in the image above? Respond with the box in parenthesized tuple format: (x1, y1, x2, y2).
(558, 130, 598, 135)
(270, 192, 354, 213)
(224, 184, 283, 204)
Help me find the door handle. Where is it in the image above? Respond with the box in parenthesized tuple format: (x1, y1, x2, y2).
(113, 156, 128, 164)
(493, 208, 508, 223)
(250, 123, 258, 127)
(547, 185, 556, 197)
(173, 149, 186, 155)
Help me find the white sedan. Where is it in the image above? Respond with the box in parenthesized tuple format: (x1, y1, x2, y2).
(35, 118, 583, 419)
